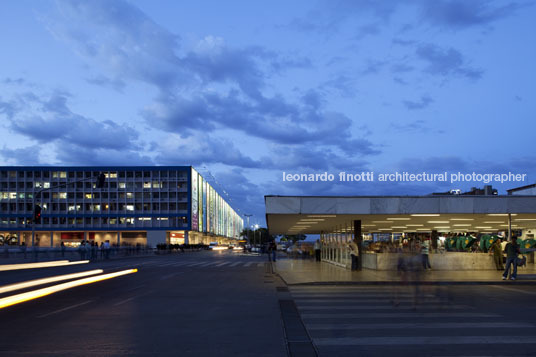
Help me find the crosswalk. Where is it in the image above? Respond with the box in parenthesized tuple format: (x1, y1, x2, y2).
(290, 285, 536, 356)
(107, 259, 266, 270)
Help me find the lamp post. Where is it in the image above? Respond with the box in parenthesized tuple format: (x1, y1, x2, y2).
(243, 214, 252, 244)
(254, 224, 259, 249)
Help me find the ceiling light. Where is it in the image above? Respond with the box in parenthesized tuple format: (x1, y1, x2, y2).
(411, 214, 440, 217)
(307, 215, 336, 218)
(427, 221, 449, 224)
(450, 218, 474, 221)
(387, 218, 411, 220)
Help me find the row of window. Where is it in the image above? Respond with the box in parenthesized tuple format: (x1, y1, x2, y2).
(1, 202, 189, 212)
(0, 181, 188, 190)
(1, 171, 189, 179)
(1, 216, 189, 227)
(1, 191, 188, 201)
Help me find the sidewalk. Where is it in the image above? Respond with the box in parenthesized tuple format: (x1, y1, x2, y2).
(272, 258, 536, 285)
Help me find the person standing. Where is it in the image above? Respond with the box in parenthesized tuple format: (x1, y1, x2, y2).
(489, 239, 504, 270)
(268, 241, 277, 262)
(348, 240, 359, 271)
(60, 241, 66, 258)
(502, 236, 521, 280)
(314, 239, 322, 262)
(421, 238, 432, 270)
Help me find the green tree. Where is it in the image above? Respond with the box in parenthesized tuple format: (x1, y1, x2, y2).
(282, 234, 307, 243)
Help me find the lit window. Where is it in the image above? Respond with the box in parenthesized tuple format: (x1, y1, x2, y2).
(35, 182, 42, 188)
(107, 172, 118, 178)
(126, 192, 133, 199)
(138, 217, 151, 221)
(110, 218, 117, 224)
(126, 205, 134, 211)
(68, 205, 76, 211)
(143, 182, 151, 188)
(18, 193, 25, 199)
(93, 205, 101, 211)
(44, 182, 50, 188)
(157, 217, 169, 221)
(119, 182, 126, 189)
(9, 192, 16, 199)
(126, 218, 134, 225)
(152, 181, 161, 188)
(59, 192, 67, 199)
(60, 172, 67, 178)
(1, 192, 8, 199)
(85, 193, 93, 199)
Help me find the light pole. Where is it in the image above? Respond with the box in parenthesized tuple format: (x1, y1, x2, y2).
(244, 214, 252, 244)
(254, 224, 259, 249)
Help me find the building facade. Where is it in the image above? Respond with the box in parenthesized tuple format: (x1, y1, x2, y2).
(0, 166, 243, 247)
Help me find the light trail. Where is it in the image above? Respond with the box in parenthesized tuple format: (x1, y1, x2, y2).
(0, 260, 89, 271)
(0, 270, 103, 294)
(0, 269, 138, 309)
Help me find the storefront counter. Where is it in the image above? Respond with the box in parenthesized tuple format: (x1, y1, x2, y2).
(360, 252, 498, 271)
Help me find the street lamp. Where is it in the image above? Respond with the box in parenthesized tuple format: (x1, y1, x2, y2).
(254, 224, 259, 249)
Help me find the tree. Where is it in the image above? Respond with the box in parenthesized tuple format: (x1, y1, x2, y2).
(282, 234, 307, 243)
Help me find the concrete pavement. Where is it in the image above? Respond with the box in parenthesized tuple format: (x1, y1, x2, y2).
(272, 257, 536, 285)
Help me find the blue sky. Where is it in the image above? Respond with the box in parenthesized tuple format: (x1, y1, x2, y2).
(1, 0, 535, 226)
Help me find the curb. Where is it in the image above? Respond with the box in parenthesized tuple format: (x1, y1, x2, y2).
(285, 280, 536, 286)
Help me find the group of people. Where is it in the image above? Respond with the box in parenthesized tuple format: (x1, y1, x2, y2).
(78, 240, 111, 260)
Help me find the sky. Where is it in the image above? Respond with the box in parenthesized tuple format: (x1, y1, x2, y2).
(0, 0, 535, 227)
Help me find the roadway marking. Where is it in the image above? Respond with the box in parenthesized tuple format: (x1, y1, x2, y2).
(113, 292, 151, 306)
(295, 299, 424, 304)
(157, 262, 180, 267)
(38, 300, 93, 318)
(244, 262, 254, 267)
(215, 262, 231, 267)
(490, 285, 536, 295)
(184, 262, 208, 267)
(160, 272, 183, 280)
(126, 284, 146, 292)
(197, 262, 218, 267)
(314, 336, 536, 346)
(298, 305, 469, 310)
(257, 263, 264, 267)
(228, 262, 242, 267)
(301, 312, 500, 319)
(305, 322, 534, 330)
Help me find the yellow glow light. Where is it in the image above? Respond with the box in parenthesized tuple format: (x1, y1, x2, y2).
(0, 260, 89, 272)
(0, 269, 138, 309)
(0, 270, 103, 294)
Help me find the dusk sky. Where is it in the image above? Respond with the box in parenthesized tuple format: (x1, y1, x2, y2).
(1, 0, 535, 226)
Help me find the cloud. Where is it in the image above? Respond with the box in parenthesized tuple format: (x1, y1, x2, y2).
(54, 145, 153, 166)
(152, 133, 263, 169)
(0, 145, 42, 165)
(49, 0, 377, 161)
(416, 44, 483, 79)
(391, 119, 439, 133)
(402, 95, 434, 110)
(420, 0, 528, 29)
(86, 75, 126, 92)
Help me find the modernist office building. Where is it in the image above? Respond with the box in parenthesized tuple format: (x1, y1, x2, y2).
(0, 166, 243, 247)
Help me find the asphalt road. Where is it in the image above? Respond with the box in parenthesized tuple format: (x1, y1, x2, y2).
(0, 250, 287, 356)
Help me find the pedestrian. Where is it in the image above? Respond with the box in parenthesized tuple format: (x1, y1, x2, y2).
(104, 240, 111, 259)
(489, 239, 504, 270)
(268, 240, 277, 262)
(20, 241, 27, 259)
(421, 238, 432, 270)
(78, 241, 86, 260)
(348, 240, 359, 271)
(60, 241, 66, 258)
(502, 236, 521, 280)
(314, 239, 322, 262)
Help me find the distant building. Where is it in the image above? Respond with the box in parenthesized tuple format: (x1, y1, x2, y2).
(432, 185, 498, 196)
(507, 183, 536, 195)
(0, 166, 243, 247)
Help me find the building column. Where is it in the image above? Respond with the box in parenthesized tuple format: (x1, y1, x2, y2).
(353, 220, 362, 270)
(117, 232, 120, 245)
(50, 231, 54, 247)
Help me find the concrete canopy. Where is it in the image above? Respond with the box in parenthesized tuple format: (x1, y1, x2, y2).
(265, 195, 536, 235)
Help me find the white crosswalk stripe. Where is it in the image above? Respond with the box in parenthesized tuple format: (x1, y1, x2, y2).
(118, 259, 263, 269)
(289, 285, 536, 354)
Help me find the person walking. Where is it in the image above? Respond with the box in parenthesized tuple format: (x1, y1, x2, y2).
(314, 239, 322, 262)
(489, 239, 504, 270)
(502, 236, 521, 280)
(60, 241, 66, 258)
(348, 240, 359, 271)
